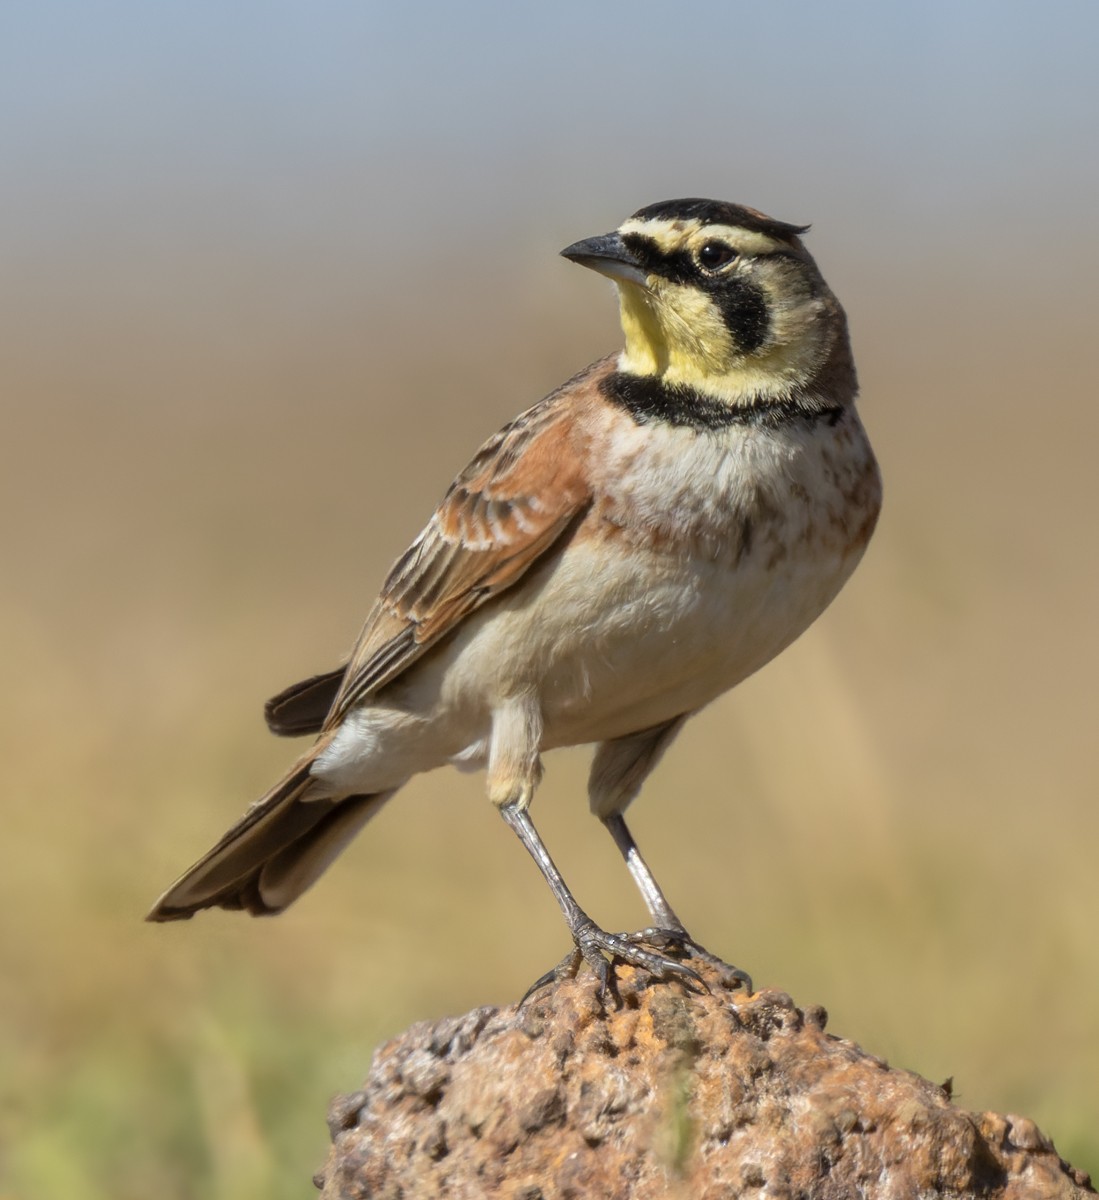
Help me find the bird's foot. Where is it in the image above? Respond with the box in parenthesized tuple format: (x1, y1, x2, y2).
(618, 927, 753, 994)
(520, 918, 706, 1005)
(519, 948, 583, 1005)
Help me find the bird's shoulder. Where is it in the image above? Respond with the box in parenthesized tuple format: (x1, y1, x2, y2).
(320, 355, 620, 722)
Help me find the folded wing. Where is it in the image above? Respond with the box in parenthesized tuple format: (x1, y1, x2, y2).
(265, 374, 600, 735)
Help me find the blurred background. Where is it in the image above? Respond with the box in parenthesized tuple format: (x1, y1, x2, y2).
(2, 1, 1097, 1195)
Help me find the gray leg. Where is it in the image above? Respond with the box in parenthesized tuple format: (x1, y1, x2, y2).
(590, 720, 753, 993)
(603, 812, 687, 932)
(589, 717, 691, 929)
(498, 803, 702, 997)
(601, 812, 752, 992)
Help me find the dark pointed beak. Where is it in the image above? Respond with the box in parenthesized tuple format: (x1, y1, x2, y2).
(560, 231, 649, 287)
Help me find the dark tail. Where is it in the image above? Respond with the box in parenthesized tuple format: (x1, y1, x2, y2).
(147, 750, 391, 920)
(264, 667, 345, 737)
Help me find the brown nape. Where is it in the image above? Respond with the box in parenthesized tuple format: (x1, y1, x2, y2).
(807, 298, 859, 402)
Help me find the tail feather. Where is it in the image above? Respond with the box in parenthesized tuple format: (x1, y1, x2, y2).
(251, 792, 389, 911)
(264, 668, 345, 737)
(146, 751, 391, 921)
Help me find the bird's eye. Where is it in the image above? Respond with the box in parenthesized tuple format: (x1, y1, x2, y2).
(697, 241, 738, 271)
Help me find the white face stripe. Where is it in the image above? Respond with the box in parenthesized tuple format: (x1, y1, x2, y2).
(618, 216, 788, 259)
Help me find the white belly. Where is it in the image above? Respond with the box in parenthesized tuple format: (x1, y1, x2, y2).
(436, 530, 859, 750)
(315, 411, 878, 795)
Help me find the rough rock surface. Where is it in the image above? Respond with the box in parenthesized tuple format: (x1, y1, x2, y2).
(317, 960, 1094, 1199)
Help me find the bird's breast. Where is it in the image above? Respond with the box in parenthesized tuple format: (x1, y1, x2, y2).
(585, 408, 878, 569)
(430, 408, 880, 749)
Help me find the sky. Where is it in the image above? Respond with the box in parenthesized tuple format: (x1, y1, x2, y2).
(3, 0, 1097, 279)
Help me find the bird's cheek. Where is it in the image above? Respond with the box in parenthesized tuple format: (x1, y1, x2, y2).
(661, 288, 735, 376)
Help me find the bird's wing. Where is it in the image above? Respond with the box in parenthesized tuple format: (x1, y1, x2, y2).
(286, 374, 597, 731)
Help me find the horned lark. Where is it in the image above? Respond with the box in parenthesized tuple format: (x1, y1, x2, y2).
(149, 198, 881, 994)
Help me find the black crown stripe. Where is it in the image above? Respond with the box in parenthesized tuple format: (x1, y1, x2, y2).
(630, 199, 809, 244)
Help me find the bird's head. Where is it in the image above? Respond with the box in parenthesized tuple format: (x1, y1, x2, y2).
(562, 198, 853, 406)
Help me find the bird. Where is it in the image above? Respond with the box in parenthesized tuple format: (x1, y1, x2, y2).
(148, 197, 881, 995)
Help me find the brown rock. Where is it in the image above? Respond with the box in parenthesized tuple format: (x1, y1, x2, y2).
(316, 961, 1094, 1199)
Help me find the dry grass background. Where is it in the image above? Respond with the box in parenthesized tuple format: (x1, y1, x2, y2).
(1, 4, 1097, 1197)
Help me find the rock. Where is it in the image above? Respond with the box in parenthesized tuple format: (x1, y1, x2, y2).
(316, 960, 1094, 1199)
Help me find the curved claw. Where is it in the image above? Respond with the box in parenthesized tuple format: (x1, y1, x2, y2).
(617, 927, 753, 994)
(573, 918, 706, 993)
(519, 948, 582, 1006)
(518, 922, 712, 1006)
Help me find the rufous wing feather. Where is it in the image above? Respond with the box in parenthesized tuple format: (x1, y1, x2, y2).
(262, 375, 598, 736)
(325, 384, 595, 724)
